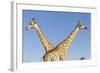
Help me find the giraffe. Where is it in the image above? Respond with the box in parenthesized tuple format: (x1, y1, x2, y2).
(43, 21, 87, 61)
(25, 18, 55, 52)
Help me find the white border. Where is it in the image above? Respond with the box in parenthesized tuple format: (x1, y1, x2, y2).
(11, 1, 97, 72)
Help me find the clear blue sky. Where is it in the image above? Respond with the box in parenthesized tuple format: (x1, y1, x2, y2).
(22, 10, 91, 62)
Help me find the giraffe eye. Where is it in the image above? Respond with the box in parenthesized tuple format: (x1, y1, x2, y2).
(79, 25, 82, 27)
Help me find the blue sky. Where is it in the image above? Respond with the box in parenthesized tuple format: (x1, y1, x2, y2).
(22, 10, 91, 62)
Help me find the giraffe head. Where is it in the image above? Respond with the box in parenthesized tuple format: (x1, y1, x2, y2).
(25, 18, 38, 30)
(77, 20, 87, 30)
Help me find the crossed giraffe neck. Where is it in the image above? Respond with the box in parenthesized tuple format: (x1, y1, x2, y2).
(26, 18, 87, 61)
(43, 21, 87, 61)
(26, 18, 54, 52)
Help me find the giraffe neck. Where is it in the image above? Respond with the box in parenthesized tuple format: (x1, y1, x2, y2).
(57, 26, 80, 51)
(34, 24, 54, 52)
